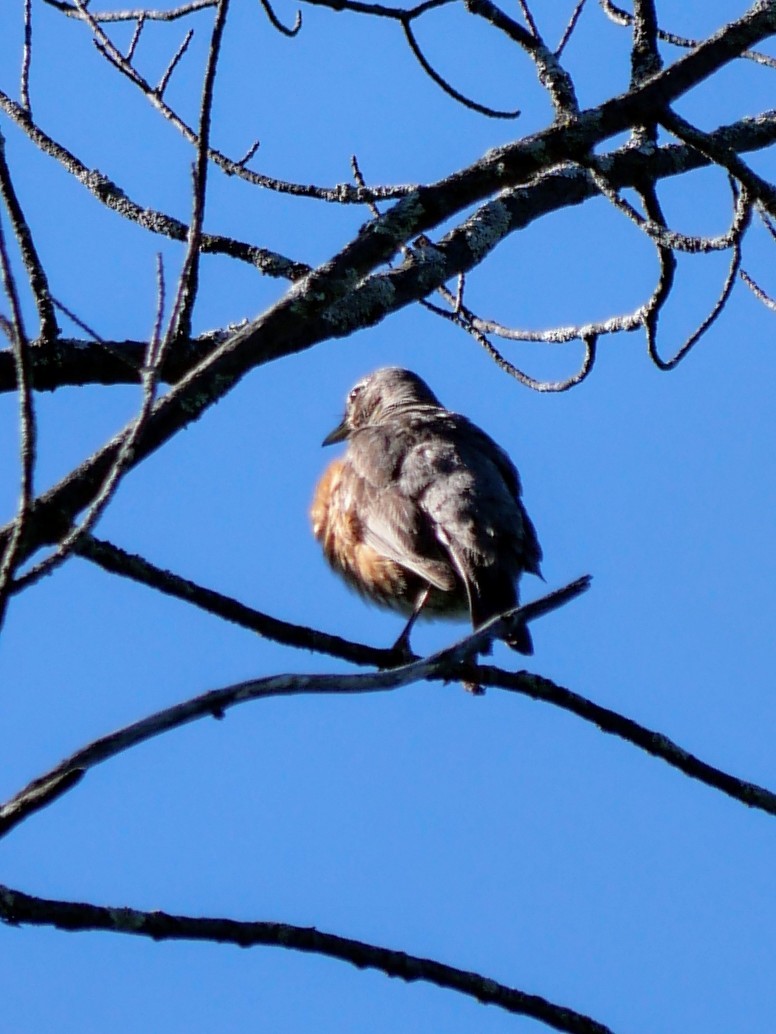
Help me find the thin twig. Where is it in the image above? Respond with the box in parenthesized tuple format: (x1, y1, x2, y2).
(0, 223, 35, 631)
(52, 296, 143, 374)
(739, 268, 776, 311)
(44, 0, 217, 21)
(0, 90, 312, 278)
(0, 131, 58, 342)
(166, 0, 230, 345)
(648, 205, 749, 370)
(423, 294, 598, 391)
(637, 183, 676, 352)
(64, 0, 414, 201)
(11, 283, 174, 593)
(126, 13, 145, 61)
(515, 0, 539, 39)
(556, 0, 588, 58)
(21, 0, 33, 112)
(257, 0, 301, 36)
(402, 20, 520, 119)
(156, 28, 194, 97)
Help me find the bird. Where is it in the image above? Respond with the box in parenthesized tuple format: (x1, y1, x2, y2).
(310, 367, 543, 659)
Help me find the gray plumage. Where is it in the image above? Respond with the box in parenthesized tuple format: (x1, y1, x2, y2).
(313, 367, 543, 653)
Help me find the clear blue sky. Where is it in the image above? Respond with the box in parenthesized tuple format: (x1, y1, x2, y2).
(1, 2, 774, 1032)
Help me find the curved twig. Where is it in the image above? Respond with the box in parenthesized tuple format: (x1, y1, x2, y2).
(257, 0, 301, 36)
(402, 20, 520, 119)
(648, 216, 747, 371)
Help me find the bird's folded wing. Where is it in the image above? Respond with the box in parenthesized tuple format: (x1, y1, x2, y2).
(359, 483, 456, 592)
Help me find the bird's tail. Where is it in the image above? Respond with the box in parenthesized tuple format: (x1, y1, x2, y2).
(467, 568, 533, 655)
(506, 623, 534, 655)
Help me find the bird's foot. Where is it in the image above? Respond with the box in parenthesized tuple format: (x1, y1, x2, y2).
(462, 680, 485, 695)
(387, 629, 417, 666)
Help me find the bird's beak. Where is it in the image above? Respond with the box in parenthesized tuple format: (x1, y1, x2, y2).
(322, 418, 349, 446)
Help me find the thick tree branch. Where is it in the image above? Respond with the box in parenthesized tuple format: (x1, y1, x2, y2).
(0, 10, 774, 566)
(0, 110, 774, 395)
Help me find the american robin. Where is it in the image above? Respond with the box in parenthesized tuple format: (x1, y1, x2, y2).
(311, 367, 543, 657)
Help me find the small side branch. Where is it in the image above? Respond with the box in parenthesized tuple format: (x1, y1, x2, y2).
(0, 131, 58, 342)
(75, 533, 401, 668)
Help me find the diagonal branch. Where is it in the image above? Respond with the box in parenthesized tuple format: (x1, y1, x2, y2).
(0, 90, 311, 279)
(74, 533, 400, 668)
(661, 107, 776, 217)
(1, 10, 775, 564)
(0, 111, 774, 397)
(0, 131, 58, 342)
(0, 883, 615, 1034)
(0, 579, 591, 836)
(4, 575, 776, 836)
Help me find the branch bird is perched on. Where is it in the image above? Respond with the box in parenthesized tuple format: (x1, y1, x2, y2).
(311, 368, 543, 658)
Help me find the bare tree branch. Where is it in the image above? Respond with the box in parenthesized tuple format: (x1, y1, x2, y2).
(0, 883, 616, 1034)
(0, 578, 592, 835)
(165, 0, 230, 345)
(74, 533, 401, 668)
(43, 0, 218, 21)
(600, 0, 776, 70)
(556, 0, 589, 58)
(4, 572, 776, 838)
(0, 90, 311, 279)
(740, 266, 776, 309)
(465, 0, 580, 118)
(0, 131, 58, 342)
(257, 0, 302, 36)
(21, 0, 34, 111)
(0, 219, 36, 630)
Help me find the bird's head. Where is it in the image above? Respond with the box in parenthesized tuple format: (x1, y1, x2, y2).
(322, 367, 442, 445)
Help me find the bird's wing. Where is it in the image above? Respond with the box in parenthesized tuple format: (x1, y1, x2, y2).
(359, 480, 457, 592)
(347, 428, 457, 592)
(453, 419, 544, 577)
